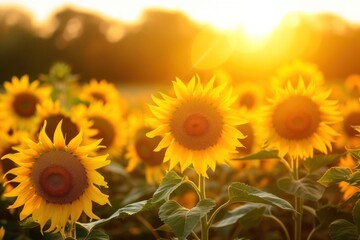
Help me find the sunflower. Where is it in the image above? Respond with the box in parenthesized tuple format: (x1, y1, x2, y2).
(2, 121, 110, 234)
(230, 112, 262, 170)
(125, 111, 167, 184)
(271, 59, 325, 88)
(79, 79, 127, 111)
(0, 127, 29, 189)
(0, 75, 52, 132)
(147, 76, 247, 177)
(234, 81, 265, 112)
(257, 79, 342, 160)
(36, 99, 96, 146)
(79, 101, 126, 157)
(334, 100, 360, 150)
(345, 74, 360, 98)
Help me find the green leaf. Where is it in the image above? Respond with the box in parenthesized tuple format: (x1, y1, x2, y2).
(316, 205, 353, 227)
(304, 153, 346, 173)
(78, 199, 156, 233)
(329, 219, 359, 240)
(348, 149, 360, 161)
(211, 203, 267, 228)
(232, 150, 279, 160)
(158, 199, 216, 240)
(349, 171, 360, 187)
(353, 200, 360, 233)
(228, 182, 294, 211)
(318, 167, 352, 187)
(152, 171, 185, 204)
(277, 175, 325, 201)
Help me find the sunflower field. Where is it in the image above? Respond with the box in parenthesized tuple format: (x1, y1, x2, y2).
(1, 4, 360, 240)
(0, 58, 359, 240)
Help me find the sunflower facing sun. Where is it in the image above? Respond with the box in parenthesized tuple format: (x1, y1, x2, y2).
(147, 76, 247, 177)
(0, 75, 52, 132)
(257, 79, 342, 160)
(2, 121, 110, 234)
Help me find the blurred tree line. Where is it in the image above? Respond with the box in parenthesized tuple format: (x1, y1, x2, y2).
(0, 6, 359, 85)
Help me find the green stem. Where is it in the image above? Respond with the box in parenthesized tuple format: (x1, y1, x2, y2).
(136, 215, 160, 239)
(264, 215, 291, 240)
(198, 174, 208, 240)
(292, 157, 303, 240)
(191, 231, 201, 240)
(207, 200, 231, 227)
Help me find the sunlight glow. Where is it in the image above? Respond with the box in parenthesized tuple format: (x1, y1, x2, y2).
(1, 0, 360, 42)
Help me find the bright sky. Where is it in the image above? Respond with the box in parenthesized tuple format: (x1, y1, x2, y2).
(1, 0, 360, 25)
(1, 0, 359, 42)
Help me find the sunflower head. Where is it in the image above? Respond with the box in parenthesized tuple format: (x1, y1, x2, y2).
(257, 78, 342, 160)
(147, 75, 247, 177)
(36, 99, 96, 147)
(79, 79, 127, 111)
(334, 100, 360, 150)
(0, 75, 52, 132)
(2, 120, 110, 233)
(234, 81, 265, 112)
(126, 111, 167, 184)
(271, 59, 325, 88)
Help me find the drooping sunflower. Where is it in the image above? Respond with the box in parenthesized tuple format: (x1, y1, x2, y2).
(36, 99, 96, 146)
(334, 100, 360, 150)
(2, 121, 110, 233)
(78, 101, 126, 157)
(147, 76, 247, 177)
(79, 79, 127, 111)
(257, 79, 342, 160)
(126, 111, 167, 184)
(0, 75, 52, 132)
(271, 59, 325, 88)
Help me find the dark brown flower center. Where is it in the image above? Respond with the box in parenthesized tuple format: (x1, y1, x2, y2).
(31, 151, 88, 204)
(239, 92, 256, 110)
(343, 112, 360, 137)
(12, 92, 38, 118)
(170, 99, 223, 150)
(273, 96, 321, 140)
(135, 127, 165, 166)
(183, 114, 209, 136)
(236, 123, 254, 154)
(91, 93, 106, 103)
(39, 114, 79, 144)
(90, 117, 115, 149)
